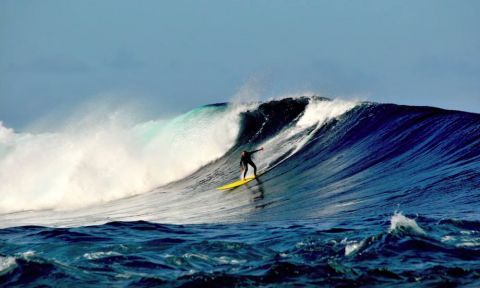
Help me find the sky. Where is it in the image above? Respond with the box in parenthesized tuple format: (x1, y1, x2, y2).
(1, 0, 479, 128)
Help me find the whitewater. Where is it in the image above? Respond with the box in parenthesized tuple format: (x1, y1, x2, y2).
(0, 103, 250, 213)
(1, 96, 479, 287)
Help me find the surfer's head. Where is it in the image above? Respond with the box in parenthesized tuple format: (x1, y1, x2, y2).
(241, 151, 246, 157)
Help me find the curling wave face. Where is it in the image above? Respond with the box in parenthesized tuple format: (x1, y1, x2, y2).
(0, 96, 479, 228)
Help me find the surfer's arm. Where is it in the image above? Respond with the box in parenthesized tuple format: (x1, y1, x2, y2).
(248, 147, 264, 155)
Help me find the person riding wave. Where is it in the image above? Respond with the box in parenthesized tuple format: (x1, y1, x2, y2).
(240, 147, 264, 180)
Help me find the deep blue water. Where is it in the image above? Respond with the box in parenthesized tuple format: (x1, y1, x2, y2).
(1, 97, 480, 287)
(2, 216, 480, 287)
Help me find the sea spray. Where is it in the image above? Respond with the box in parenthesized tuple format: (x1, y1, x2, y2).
(0, 103, 255, 213)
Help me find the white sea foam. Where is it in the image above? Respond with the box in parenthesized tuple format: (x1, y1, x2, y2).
(441, 233, 480, 248)
(214, 256, 247, 265)
(83, 251, 121, 260)
(17, 250, 35, 259)
(457, 241, 480, 248)
(0, 256, 17, 276)
(389, 212, 426, 235)
(441, 235, 455, 242)
(0, 103, 254, 213)
(342, 238, 365, 256)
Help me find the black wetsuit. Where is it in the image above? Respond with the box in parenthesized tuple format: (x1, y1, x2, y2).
(240, 149, 262, 179)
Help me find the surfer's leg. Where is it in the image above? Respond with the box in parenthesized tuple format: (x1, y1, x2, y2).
(249, 161, 257, 177)
(243, 165, 248, 179)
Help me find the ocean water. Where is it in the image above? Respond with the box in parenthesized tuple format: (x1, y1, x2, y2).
(1, 97, 479, 287)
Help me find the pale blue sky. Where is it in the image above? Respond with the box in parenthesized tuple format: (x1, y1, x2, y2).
(1, 0, 479, 128)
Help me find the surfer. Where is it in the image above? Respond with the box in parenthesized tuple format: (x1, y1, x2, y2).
(240, 147, 264, 180)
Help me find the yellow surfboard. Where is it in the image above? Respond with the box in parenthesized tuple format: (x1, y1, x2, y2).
(217, 175, 257, 190)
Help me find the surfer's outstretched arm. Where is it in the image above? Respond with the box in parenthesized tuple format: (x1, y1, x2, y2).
(249, 147, 264, 155)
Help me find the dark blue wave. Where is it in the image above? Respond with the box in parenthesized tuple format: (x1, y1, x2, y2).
(189, 98, 480, 223)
